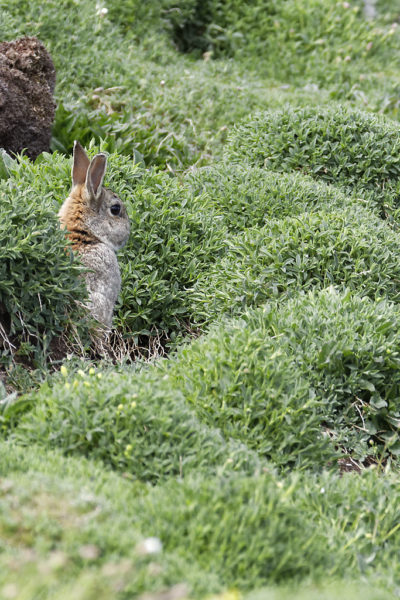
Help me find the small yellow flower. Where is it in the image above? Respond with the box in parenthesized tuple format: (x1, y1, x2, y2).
(65, 382, 71, 390)
(83, 381, 91, 388)
(60, 365, 68, 377)
(78, 369, 86, 378)
(124, 443, 133, 457)
(97, 373, 102, 379)
(73, 380, 79, 389)
(89, 367, 95, 376)
(131, 401, 137, 409)
(117, 403, 124, 411)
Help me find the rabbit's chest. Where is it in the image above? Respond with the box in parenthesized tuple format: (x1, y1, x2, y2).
(80, 244, 121, 302)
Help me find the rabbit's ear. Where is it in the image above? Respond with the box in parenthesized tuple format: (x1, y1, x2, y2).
(86, 153, 107, 203)
(72, 141, 90, 186)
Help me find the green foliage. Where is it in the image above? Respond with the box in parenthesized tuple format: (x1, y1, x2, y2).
(115, 169, 224, 336)
(9, 317, 337, 474)
(189, 206, 400, 326)
(244, 288, 400, 462)
(16, 284, 400, 472)
(0, 154, 87, 361)
(224, 106, 400, 214)
(10, 365, 261, 482)
(118, 169, 378, 338)
(186, 165, 376, 231)
(167, 314, 336, 471)
(2, 443, 400, 597)
(5, 0, 400, 597)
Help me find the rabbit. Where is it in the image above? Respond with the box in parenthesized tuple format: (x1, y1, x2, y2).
(58, 141, 130, 329)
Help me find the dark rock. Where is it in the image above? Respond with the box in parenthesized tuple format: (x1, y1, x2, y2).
(0, 36, 56, 160)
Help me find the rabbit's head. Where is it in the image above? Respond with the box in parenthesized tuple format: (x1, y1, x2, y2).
(61, 141, 130, 252)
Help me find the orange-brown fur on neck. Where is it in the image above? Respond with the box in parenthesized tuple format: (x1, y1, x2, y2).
(58, 184, 99, 250)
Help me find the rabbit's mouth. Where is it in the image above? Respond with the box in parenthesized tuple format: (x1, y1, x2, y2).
(111, 238, 129, 252)
(100, 232, 130, 252)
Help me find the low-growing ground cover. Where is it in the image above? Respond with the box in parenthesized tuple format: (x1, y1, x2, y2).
(2, 0, 400, 171)
(11, 288, 400, 478)
(188, 206, 400, 325)
(2, 442, 400, 598)
(185, 166, 375, 231)
(225, 106, 400, 216)
(3, 0, 400, 598)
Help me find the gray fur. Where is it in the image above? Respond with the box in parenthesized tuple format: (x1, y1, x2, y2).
(80, 243, 122, 328)
(82, 184, 130, 328)
(85, 185, 130, 252)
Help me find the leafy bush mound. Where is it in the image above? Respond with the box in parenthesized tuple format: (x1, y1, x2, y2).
(168, 287, 400, 467)
(186, 165, 374, 231)
(117, 169, 225, 338)
(189, 206, 400, 326)
(166, 313, 336, 471)
(10, 366, 262, 482)
(245, 288, 400, 462)
(11, 314, 336, 475)
(0, 154, 87, 363)
(11, 287, 400, 476)
(224, 106, 400, 215)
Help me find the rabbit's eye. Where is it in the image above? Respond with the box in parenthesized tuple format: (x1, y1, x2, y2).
(110, 204, 121, 216)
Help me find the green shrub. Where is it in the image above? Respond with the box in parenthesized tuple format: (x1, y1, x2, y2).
(10, 366, 261, 482)
(1, 147, 221, 344)
(188, 206, 400, 326)
(166, 316, 336, 471)
(0, 154, 87, 362)
(186, 165, 375, 232)
(116, 169, 225, 337)
(244, 288, 400, 462)
(168, 286, 400, 467)
(224, 106, 400, 214)
(119, 168, 378, 339)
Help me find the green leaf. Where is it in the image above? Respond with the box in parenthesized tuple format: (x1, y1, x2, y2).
(0, 149, 14, 180)
(359, 379, 376, 393)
